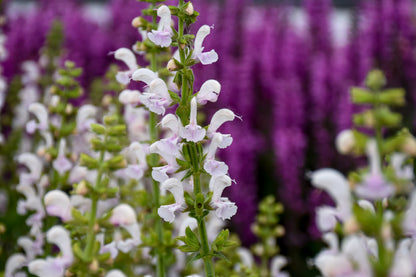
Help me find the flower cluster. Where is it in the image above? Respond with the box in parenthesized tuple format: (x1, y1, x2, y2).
(312, 70, 416, 277)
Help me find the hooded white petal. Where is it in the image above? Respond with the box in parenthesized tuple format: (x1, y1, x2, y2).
(114, 48, 138, 71)
(44, 190, 73, 222)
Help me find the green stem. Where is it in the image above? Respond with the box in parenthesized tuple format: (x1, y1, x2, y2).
(84, 149, 105, 260)
(149, 5, 166, 275)
(193, 174, 215, 277)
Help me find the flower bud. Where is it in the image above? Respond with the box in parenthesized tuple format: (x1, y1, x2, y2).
(343, 216, 359, 234)
(131, 17, 142, 28)
(185, 2, 194, 15)
(65, 104, 73, 115)
(335, 129, 355, 155)
(366, 69, 386, 91)
(102, 95, 112, 107)
(89, 259, 99, 273)
(75, 181, 88, 195)
(402, 136, 416, 156)
(167, 59, 177, 71)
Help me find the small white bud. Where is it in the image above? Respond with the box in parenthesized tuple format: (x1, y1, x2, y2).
(167, 59, 177, 71)
(402, 136, 416, 156)
(185, 2, 194, 15)
(335, 129, 355, 154)
(131, 17, 142, 28)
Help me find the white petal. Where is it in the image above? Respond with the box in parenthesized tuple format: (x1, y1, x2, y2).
(46, 226, 73, 261)
(310, 168, 352, 220)
(194, 25, 211, 55)
(110, 204, 137, 226)
(197, 79, 221, 104)
(197, 50, 218, 65)
(44, 190, 73, 222)
(106, 270, 127, 277)
(161, 114, 181, 134)
(114, 48, 138, 71)
(132, 68, 158, 85)
(76, 105, 97, 132)
(162, 178, 184, 205)
(209, 175, 232, 202)
(119, 89, 141, 105)
(316, 206, 338, 233)
(157, 5, 171, 31)
(207, 109, 237, 135)
(28, 103, 48, 130)
(5, 254, 26, 277)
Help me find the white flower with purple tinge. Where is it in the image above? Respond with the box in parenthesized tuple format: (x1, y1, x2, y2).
(193, 25, 218, 65)
(147, 5, 173, 47)
(204, 133, 231, 177)
(314, 233, 371, 277)
(131, 68, 173, 115)
(114, 48, 138, 85)
(310, 168, 352, 233)
(196, 80, 221, 105)
(44, 190, 73, 222)
(52, 139, 72, 175)
(26, 103, 49, 134)
(150, 136, 182, 182)
(76, 105, 97, 132)
(355, 140, 395, 200)
(110, 204, 141, 252)
(209, 175, 237, 220)
(179, 97, 206, 142)
(28, 226, 73, 277)
(158, 178, 185, 223)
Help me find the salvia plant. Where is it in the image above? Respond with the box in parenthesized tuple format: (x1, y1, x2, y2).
(311, 70, 416, 277)
(5, 0, 416, 277)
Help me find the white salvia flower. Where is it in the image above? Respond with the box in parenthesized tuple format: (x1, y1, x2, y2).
(390, 153, 414, 182)
(124, 105, 149, 141)
(5, 254, 26, 277)
(389, 239, 414, 277)
(355, 140, 395, 200)
(204, 133, 229, 177)
(207, 108, 239, 137)
(119, 89, 141, 105)
(114, 48, 138, 85)
(21, 61, 40, 85)
(196, 79, 221, 104)
(193, 25, 218, 65)
(236, 248, 254, 268)
(121, 142, 148, 181)
(315, 206, 338, 233)
(161, 113, 182, 135)
(17, 236, 43, 261)
(44, 190, 73, 222)
(106, 270, 127, 277)
(13, 85, 39, 128)
(110, 204, 141, 252)
(311, 168, 352, 227)
(76, 104, 97, 132)
(148, 5, 173, 47)
(26, 103, 48, 134)
(270, 256, 288, 277)
(335, 129, 355, 155)
(28, 226, 73, 277)
(52, 139, 72, 175)
(132, 68, 158, 84)
(209, 175, 237, 220)
(110, 204, 137, 226)
(180, 97, 206, 142)
(150, 137, 181, 182)
(18, 153, 43, 185)
(158, 178, 185, 223)
(132, 68, 173, 115)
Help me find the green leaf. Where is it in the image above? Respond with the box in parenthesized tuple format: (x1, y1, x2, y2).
(378, 88, 405, 106)
(169, 90, 181, 103)
(185, 227, 200, 249)
(350, 87, 374, 104)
